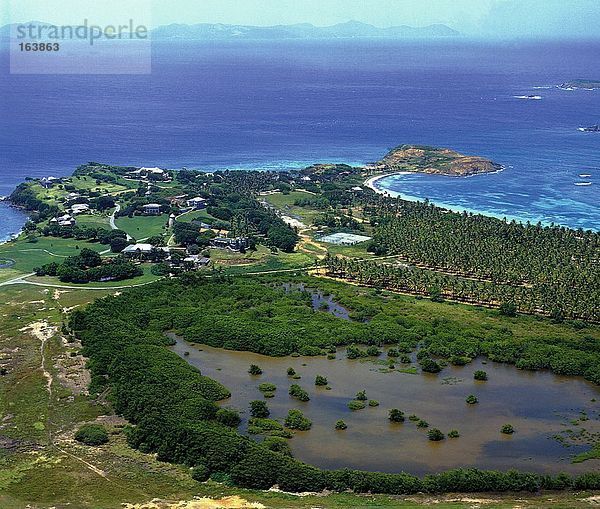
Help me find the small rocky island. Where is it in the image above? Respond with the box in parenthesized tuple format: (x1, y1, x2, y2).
(558, 79, 600, 90)
(376, 144, 502, 176)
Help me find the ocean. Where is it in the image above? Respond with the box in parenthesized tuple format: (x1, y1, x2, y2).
(0, 38, 598, 240)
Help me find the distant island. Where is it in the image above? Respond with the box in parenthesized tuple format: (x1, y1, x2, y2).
(558, 79, 600, 90)
(371, 144, 502, 176)
(150, 20, 459, 40)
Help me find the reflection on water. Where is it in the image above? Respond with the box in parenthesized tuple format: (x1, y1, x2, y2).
(171, 336, 600, 475)
(281, 282, 351, 320)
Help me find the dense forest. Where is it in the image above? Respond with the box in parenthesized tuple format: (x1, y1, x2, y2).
(360, 198, 600, 321)
(69, 274, 600, 493)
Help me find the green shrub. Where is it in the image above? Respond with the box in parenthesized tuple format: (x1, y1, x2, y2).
(427, 428, 445, 441)
(216, 408, 241, 427)
(466, 394, 479, 404)
(348, 400, 366, 411)
(366, 345, 381, 357)
(315, 375, 328, 386)
(285, 409, 312, 430)
(408, 414, 420, 422)
(74, 424, 109, 446)
(474, 370, 488, 381)
(447, 430, 460, 438)
(262, 436, 292, 456)
(249, 364, 263, 375)
(368, 400, 380, 407)
(388, 409, 405, 422)
(335, 420, 347, 430)
(191, 464, 210, 482)
(287, 367, 296, 376)
(355, 390, 367, 401)
(250, 400, 270, 418)
(416, 419, 429, 428)
(289, 384, 310, 401)
(420, 357, 442, 373)
(387, 348, 400, 358)
(501, 424, 515, 434)
(258, 382, 276, 393)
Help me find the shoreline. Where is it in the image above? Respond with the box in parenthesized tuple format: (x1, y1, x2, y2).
(362, 168, 568, 228)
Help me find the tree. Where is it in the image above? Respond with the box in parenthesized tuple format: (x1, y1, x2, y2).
(427, 428, 445, 441)
(284, 409, 312, 430)
(501, 424, 515, 434)
(389, 409, 405, 422)
(79, 248, 102, 267)
(466, 394, 478, 404)
(191, 464, 210, 481)
(420, 357, 442, 373)
(250, 400, 270, 418)
(110, 236, 129, 253)
(75, 424, 109, 446)
(499, 301, 517, 317)
(348, 400, 366, 411)
(289, 384, 310, 401)
(262, 436, 292, 457)
(215, 408, 241, 427)
(248, 364, 263, 375)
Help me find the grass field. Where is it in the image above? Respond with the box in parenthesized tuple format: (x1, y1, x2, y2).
(177, 209, 217, 224)
(262, 191, 322, 224)
(0, 237, 110, 283)
(115, 214, 169, 240)
(31, 176, 128, 209)
(74, 213, 112, 229)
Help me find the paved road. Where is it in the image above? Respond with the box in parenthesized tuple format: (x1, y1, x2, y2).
(109, 203, 132, 240)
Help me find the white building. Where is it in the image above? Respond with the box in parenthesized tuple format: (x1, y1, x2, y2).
(186, 197, 207, 209)
(142, 203, 161, 215)
(70, 203, 90, 214)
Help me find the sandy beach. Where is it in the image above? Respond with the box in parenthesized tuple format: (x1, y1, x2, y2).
(363, 172, 413, 196)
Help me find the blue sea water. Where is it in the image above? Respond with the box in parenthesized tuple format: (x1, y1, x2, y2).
(0, 39, 599, 239)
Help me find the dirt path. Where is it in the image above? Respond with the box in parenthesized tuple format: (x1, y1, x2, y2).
(19, 313, 113, 480)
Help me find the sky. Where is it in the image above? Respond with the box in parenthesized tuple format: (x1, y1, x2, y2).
(3, 0, 600, 38)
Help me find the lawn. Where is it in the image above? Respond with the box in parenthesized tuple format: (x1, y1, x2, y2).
(0, 237, 109, 283)
(177, 209, 217, 223)
(114, 214, 169, 240)
(74, 213, 111, 229)
(262, 191, 323, 224)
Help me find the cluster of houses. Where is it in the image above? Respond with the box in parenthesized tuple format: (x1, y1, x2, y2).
(141, 196, 207, 217)
(126, 167, 173, 183)
(49, 214, 76, 227)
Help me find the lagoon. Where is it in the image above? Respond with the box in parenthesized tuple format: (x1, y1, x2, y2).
(172, 336, 600, 476)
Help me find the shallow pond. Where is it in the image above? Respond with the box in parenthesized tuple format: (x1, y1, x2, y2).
(171, 336, 600, 475)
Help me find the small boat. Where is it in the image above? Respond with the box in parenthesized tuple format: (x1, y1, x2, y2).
(514, 95, 542, 100)
(579, 173, 592, 178)
(578, 124, 599, 132)
(574, 182, 592, 186)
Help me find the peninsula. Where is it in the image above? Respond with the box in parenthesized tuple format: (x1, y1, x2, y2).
(374, 144, 502, 176)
